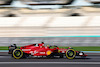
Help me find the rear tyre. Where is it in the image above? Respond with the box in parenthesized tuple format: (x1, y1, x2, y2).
(66, 49, 76, 59)
(12, 49, 23, 59)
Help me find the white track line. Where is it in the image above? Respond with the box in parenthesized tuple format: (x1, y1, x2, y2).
(0, 62, 100, 64)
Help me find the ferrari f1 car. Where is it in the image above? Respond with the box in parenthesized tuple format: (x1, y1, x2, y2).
(8, 42, 87, 59)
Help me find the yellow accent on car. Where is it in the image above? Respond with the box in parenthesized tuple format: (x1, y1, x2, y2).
(13, 49, 23, 59)
(47, 45, 50, 47)
(66, 49, 76, 59)
(46, 50, 52, 55)
(58, 50, 61, 53)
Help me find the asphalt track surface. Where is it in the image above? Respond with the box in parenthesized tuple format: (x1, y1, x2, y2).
(0, 55, 100, 62)
(0, 64, 100, 67)
(0, 55, 100, 67)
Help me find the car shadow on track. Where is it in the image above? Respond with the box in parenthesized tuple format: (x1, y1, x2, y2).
(25, 56, 91, 60)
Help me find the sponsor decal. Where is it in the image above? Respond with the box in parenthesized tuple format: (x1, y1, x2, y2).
(62, 51, 65, 53)
(40, 52, 45, 54)
(22, 49, 31, 51)
(46, 50, 52, 55)
(30, 50, 38, 55)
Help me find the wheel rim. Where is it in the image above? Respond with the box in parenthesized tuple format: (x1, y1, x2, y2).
(68, 51, 74, 56)
(67, 50, 74, 57)
(13, 49, 23, 59)
(66, 49, 76, 59)
(14, 50, 21, 57)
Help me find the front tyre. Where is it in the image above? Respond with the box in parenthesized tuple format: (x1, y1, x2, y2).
(12, 49, 23, 59)
(66, 49, 76, 59)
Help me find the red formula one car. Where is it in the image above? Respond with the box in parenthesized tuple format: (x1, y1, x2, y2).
(8, 42, 87, 59)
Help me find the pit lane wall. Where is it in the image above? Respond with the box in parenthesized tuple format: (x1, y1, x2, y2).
(0, 37, 100, 46)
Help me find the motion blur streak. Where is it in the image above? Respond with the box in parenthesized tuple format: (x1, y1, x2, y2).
(0, 64, 100, 67)
(0, 62, 100, 64)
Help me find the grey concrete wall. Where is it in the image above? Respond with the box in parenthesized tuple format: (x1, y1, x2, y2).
(0, 37, 100, 46)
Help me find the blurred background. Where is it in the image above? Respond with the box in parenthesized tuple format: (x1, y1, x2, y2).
(0, 0, 100, 17)
(0, 0, 100, 46)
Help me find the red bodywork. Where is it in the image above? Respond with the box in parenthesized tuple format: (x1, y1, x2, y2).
(20, 43, 58, 56)
(20, 43, 87, 57)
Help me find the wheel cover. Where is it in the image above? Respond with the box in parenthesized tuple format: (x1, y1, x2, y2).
(13, 49, 23, 59)
(66, 49, 76, 59)
(68, 51, 74, 56)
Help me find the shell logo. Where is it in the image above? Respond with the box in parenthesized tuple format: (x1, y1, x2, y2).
(46, 50, 52, 55)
